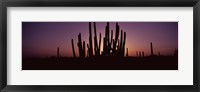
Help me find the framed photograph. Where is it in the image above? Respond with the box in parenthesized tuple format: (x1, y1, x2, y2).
(0, 0, 199, 92)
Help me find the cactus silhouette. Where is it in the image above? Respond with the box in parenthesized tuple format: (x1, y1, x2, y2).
(71, 39, 76, 58)
(88, 22, 93, 57)
(120, 30, 123, 49)
(98, 33, 101, 55)
(110, 30, 113, 49)
(71, 22, 127, 60)
(57, 47, 59, 58)
(93, 22, 101, 56)
(77, 33, 85, 58)
(142, 51, 144, 57)
(150, 42, 154, 56)
(83, 41, 86, 58)
(126, 48, 128, 57)
(113, 23, 120, 53)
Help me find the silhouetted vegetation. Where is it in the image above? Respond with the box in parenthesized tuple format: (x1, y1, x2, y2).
(22, 22, 178, 70)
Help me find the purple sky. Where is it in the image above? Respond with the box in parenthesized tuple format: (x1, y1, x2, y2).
(22, 22, 178, 58)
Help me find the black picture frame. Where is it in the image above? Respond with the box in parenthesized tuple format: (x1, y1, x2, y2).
(0, 0, 199, 92)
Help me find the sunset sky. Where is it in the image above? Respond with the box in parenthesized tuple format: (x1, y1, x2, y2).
(22, 22, 178, 58)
